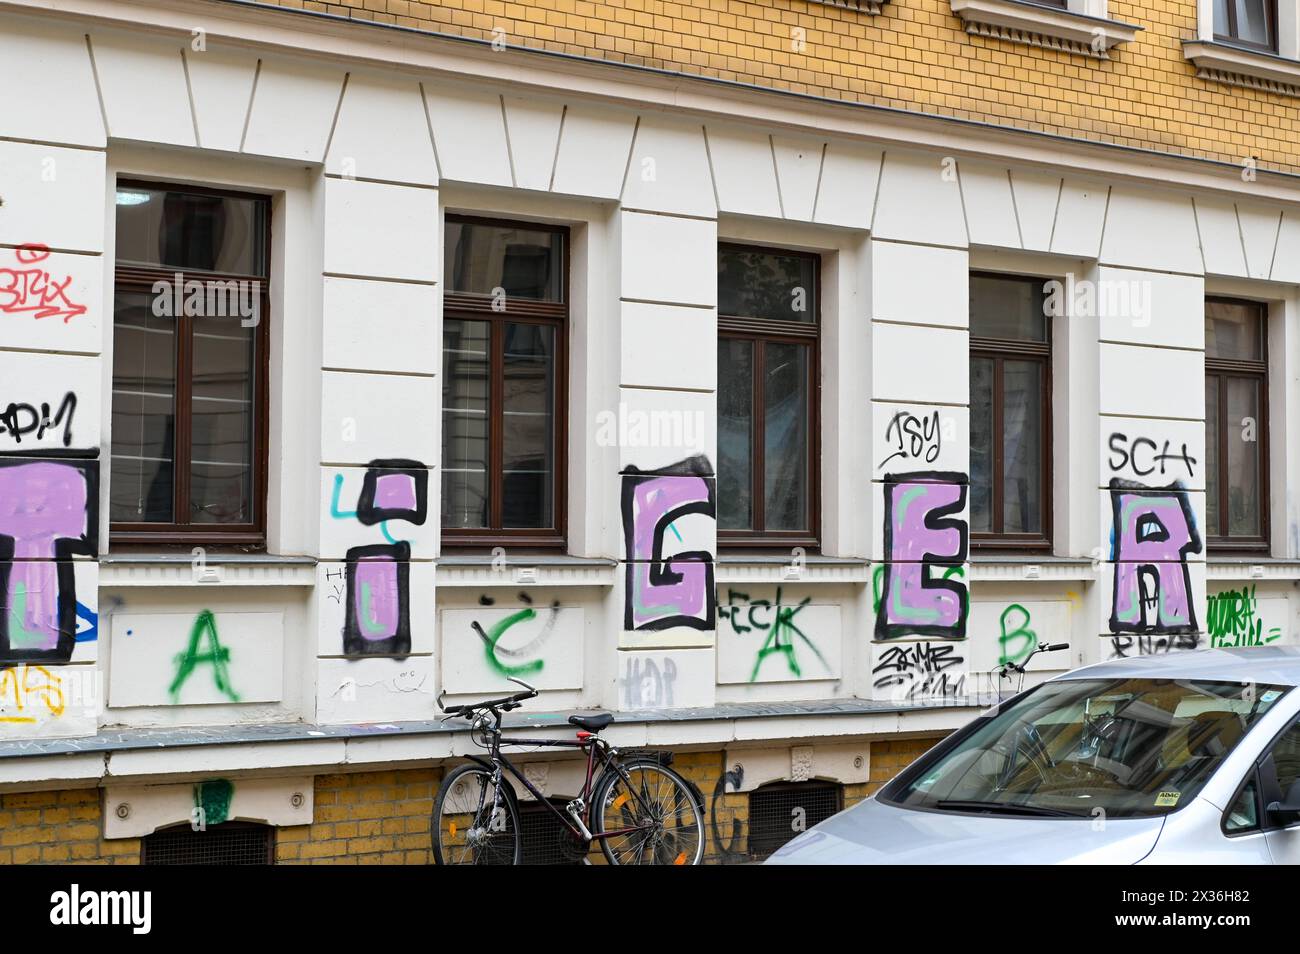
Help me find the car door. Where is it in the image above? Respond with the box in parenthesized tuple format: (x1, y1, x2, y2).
(1258, 717, 1300, 863)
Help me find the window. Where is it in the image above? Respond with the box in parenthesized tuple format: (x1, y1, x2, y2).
(747, 780, 842, 860)
(441, 216, 567, 548)
(111, 182, 270, 544)
(1214, 0, 1277, 50)
(1205, 299, 1268, 550)
(970, 274, 1051, 549)
(717, 244, 819, 547)
(1223, 774, 1261, 834)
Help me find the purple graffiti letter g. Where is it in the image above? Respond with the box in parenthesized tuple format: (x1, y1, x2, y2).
(1110, 481, 1202, 634)
(623, 473, 715, 632)
(0, 461, 93, 659)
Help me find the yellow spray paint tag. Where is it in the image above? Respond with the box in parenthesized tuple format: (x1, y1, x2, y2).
(1155, 791, 1180, 807)
(612, 792, 629, 811)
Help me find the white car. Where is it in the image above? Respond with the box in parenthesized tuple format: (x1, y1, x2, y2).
(768, 646, 1300, 864)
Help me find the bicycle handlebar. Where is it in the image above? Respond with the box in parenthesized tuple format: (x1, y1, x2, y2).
(437, 678, 539, 717)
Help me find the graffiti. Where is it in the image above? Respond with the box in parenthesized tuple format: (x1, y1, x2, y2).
(878, 410, 942, 470)
(0, 457, 98, 663)
(1107, 433, 1197, 479)
(997, 604, 1036, 666)
(622, 456, 716, 632)
(710, 764, 746, 864)
(193, 778, 234, 828)
(620, 655, 677, 708)
(718, 587, 829, 681)
(1108, 633, 1200, 659)
(1108, 479, 1201, 635)
(74, 601, 97, 643)
(0, 664, 65, 723)
(872, 641, 967, 702)
(471, 594, 559, 678)
(1, 392, 77, 447)
(168, 610, 240, 703)
(1207, 585, 1282, 648)
(0, 244, 87, 322)
(355, 460, 428, 526)
(875, 472, 968, 640)
(342, 543, 411, 657)
(332, 460, 427, 656)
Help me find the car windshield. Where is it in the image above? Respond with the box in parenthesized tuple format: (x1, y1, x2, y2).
(884, 678, 1289, 819)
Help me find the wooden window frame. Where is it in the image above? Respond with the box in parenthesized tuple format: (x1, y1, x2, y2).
(1206, 296, 1270, 553)
(717, 242, 821, 551)
(441, 214, 569, 551)
(970, 272, 1053, 553)
(109, 179, 271, 548)
(1215, 0, 1279, 52)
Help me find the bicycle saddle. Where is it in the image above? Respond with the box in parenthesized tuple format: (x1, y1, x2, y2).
(568, 713, 615, 733)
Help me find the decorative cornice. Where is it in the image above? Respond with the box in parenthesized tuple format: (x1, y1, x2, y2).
(951, 0, 1142, 60)
(806, 0, 885, 13)
(1184, 40, 1300, 99)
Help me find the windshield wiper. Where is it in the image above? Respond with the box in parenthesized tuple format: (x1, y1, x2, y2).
(934, 799, 1081, 818)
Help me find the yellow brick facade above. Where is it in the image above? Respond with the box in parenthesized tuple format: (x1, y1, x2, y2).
(256, 0, 1300, 174)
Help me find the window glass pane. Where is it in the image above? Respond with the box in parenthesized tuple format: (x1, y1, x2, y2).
(1206, 300, 1264, 361)
(970, 275, 1048, 341)
(718, 247, 816, 323)
(190, 313, 255, 524)
(502, 323, 556, 528)
(1225, 376, 1262, 537)
(1272, 723, 1300, 798)
(764, 342, 810, 532)
(1213, 0, 1231, 34)
(111, 290, 176, 523)
(444, 221, 563, 301)
(1233, 0, 1272, 45)
(970, 357, 994, 533)
(1224, 779, 1259, 833)
(1206, 376, 1220, 535)
(114, 187, 267, 275)
(441, 318, 490, 529)
(1003, 360, 1044, 535)
(718, 339, 754, 530)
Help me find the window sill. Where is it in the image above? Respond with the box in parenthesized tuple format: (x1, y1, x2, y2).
(436, 553, 617, 588)
(716, 554, 871, 584)
(1183, 40, 1300, 97)
(970, 556, 1095, 582)
(1206, 559, 1300, 582)
(99, 552, 317, 587)
(806, 0, 887, 13)
(950, 0, 1142, 59)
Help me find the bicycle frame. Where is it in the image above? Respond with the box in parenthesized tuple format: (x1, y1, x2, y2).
(465, 726, 651, 844)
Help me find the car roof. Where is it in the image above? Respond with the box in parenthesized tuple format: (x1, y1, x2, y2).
(1054, 646, 1300, 687)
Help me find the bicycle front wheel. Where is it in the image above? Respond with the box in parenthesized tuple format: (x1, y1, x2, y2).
(432, 763, 522, 865)
(592, 760, 704, 865)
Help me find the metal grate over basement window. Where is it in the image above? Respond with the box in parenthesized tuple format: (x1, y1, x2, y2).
(747, 780, 844, 860)
(141, 821, 275, 865)
(518, 798, 584, 865)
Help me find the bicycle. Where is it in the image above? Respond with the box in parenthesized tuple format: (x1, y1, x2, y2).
(431, 678, 705, 865)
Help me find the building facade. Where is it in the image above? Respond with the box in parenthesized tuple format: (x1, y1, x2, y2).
(0, 0, 1298, 863)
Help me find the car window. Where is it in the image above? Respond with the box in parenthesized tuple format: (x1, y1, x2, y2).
(1270, 722, 1300, 795)
(1223, 777, 1259, 834)
(883, 678, 1288, 819)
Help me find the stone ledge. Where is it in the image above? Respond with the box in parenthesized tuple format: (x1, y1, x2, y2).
(1183, 40, 1300, 98)
(951, 0, 1142, 59)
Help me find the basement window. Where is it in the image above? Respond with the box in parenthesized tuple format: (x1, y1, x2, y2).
(518, 798, 584, 865)
(747, 780, 843, 860)
(141, 821, 274, 865)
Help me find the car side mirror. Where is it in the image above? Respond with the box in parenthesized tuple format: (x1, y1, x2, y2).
(1265, 779, 1300, 814)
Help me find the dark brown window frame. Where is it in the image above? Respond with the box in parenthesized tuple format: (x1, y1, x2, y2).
(1206, 296, 1270, 553)
(1214, 0, 1278, 52)
(109, 178, 272, 548)
(970, 272, 1053, 554)
(441, 214, 569, 551)
(717, 242, 821, 551)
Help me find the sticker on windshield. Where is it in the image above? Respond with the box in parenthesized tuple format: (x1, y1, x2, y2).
(1261, 690, 1282, 704)
(1154, 791, 1180, 808)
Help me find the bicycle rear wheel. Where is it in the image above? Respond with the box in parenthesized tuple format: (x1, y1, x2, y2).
(592, 760, 704, 865)
(432, 763, 522, 865)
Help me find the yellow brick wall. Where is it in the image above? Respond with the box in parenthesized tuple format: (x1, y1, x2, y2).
(260, 0, 1298, 173)
(0, 789, 140, 864)
(0, 737, 939, 865)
